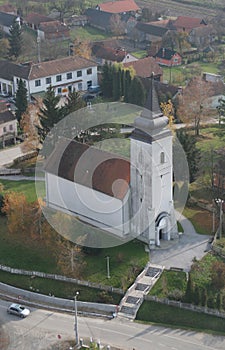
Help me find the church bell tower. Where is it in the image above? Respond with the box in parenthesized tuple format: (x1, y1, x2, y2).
(130, 78, 178, 246)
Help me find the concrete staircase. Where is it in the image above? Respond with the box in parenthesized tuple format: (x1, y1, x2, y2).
(118, 263, 164, 320)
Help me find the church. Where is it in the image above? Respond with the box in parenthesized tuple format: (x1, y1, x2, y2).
(44, 80, 178, 247)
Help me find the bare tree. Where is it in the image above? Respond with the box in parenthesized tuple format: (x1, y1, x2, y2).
(177, 76, 213, 135)
(110, 14, 126, 38)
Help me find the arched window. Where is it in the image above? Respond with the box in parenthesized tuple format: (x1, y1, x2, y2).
(160, 152, 165, 164)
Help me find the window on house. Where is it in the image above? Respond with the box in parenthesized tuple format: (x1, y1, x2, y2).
(57, 87, 62, 94)
(46, 77, 51, 84)
(78, 82, 82, 90)
(77, 70, 82, 77)
(35, 79, 41, 87)
(87, 81, 92, 88)
(68, 85, 72, 92)
(160, 152, 165, 164)
(9, 125, 13, 131)
(3, 127, 6, 133)
(67, 72, 72, 80)
(56, 75, 62, 82)
(87, 68, 92, 75)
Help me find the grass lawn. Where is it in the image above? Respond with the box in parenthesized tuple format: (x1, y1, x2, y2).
(70, 26, 112, 41)
(136, 300, 225, 335)
(183, 206, 213, 235)
(0, 179, 44, 202)
(196, 126, 225, 152)
(149, 270, 187, 299)
(0, 270, 121, 304)
(131, 50, 147, 59)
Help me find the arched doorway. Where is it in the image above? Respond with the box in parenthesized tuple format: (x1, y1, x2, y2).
(155, 212, 170, 246)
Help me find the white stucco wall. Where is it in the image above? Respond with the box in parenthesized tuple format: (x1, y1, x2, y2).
(46, 173, 130, 234)
(0, 119, 17, 137)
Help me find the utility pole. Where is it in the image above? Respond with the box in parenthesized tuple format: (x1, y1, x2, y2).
(106, 256, 110, 279)
(74, 291, 79, 348)
(37, 34, 41, 63)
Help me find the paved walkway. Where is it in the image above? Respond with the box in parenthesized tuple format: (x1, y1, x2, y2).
(0, 145, 28, 168)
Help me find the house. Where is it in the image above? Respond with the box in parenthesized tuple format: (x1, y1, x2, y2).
(24, 12, 54, 31)
(96, 0, 140, 15)
(0, 3, 17, 15)
(134, 22, 169, 45)
(0, 103, 17, 147)
(123, 56, 163, 81)
(92, 42, 137, 64)
(189, 25, 215, 47)
(172, 16, 207, 33)
(0, 56, 98, 100)
(0, 11, 21, 34)
(155, 48, 182, 67)
(38, 21, 70, 41)
(85, 8, 114, 32)
(43, 80, 178, 247)
(67, 14, 88, 27)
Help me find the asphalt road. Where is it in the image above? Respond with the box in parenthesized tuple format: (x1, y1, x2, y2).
(1, 299, 225, 350)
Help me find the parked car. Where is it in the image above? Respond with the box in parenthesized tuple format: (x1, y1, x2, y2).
(82, 93, 97, 102)
(87, 85, 101, 94)
(7, 303, 30, 318)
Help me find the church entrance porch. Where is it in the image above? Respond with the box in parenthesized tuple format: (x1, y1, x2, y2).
(155, 212, 171, 246)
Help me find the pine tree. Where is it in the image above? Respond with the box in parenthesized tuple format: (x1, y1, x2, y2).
(101, 62, 113, 98)
(8, 19, 22, 59)
(38, 86, 61, 142)
(123, 69, 132, 103)
(176, 130, 201, 183)
(112, 65, 121, 101)
(15, 79, 28, 124)
(61, 90, 84, 117)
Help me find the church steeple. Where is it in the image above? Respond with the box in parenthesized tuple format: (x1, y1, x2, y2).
(132, 76, 169, 136)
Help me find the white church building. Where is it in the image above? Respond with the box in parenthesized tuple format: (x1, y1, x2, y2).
(44, 80, 178, 247)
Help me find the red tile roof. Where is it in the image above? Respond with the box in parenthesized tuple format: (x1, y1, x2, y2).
(173, 16, 207, 32)
(98, 0, 140, 13)
(39, 21, 70, 34)
(45, 139, 130, 200)
(123, 57, 162, 78)
(25, 12, 54, 26)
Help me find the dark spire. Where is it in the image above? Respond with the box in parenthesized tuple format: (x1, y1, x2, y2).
(144, 74, 162, 117)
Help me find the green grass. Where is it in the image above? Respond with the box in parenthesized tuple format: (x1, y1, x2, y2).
(0, 179, 44, 202)
(136, 300, 225, 335)
(70, 26, 111, 41)
(183, 206, 212, 234)
(0, 270, 121, 304)
(149, 270, 187, 299)
(131, 50, 147, 59)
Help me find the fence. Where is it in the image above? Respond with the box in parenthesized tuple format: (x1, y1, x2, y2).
(144, 294, 225, 319)
(0, 263, 124, 295)
(0, 168, 21, 175)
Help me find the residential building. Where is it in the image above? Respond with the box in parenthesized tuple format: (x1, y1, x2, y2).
(38, 21, 70, 41)
(0, 56, 98, 100)
(92, 42, 137, 64)
(0, 11, 21, 34)
(134, 22, 169, 45)
(155, 48, 182, 66)
(123, 56, 163, 81)
(171, 16, 207, 33)
(24, 12, 53, 31)
(0, 103, 17, 147)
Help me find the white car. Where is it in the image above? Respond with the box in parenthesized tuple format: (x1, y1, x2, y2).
(7, 303, 30, 318)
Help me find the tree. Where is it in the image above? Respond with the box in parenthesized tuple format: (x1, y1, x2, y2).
(128, 76, 146, 106)
(160, 99, 175, 128)
(216, 97, 225, 130)
(0, 38, 9, 58)
(73, 37, 91, 59)
(61, 90, 85, 116)
(50, 0, 77, 22)
(20, 104, 40, 151)
(176, 129, 201, 182)
(112, 65, 122, 101)
(37, 85, 62, 141)
(177, 76, 213, 136)
(1, 191, 42, 238)
(15, 79, 28, 124)
(8, 19, 22, 59)
(101, 62, 113, 98)
(110, 14, 125, 38)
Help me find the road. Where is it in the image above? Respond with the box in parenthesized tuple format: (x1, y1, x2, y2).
(0, 299, 225, 350)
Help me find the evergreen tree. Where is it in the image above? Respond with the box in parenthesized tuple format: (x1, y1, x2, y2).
(176, 129, 201, 183)
(15, 79, 28, 124)
(128, 76, 146, 106)
(112, 65, 121, 101)
(185, 273, 194, 303)
(101, 62, 113, 98)
(38, 86, 61, 142)
(8, 19, 22, 59)
(61, 90, 84, 116)
(123, 69, 132, 103)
